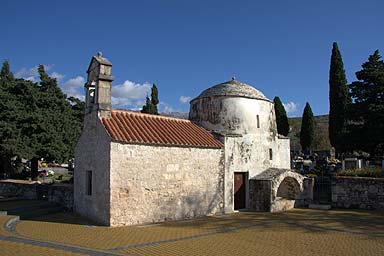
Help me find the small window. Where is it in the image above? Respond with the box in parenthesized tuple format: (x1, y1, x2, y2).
(256, 115, 260, 128)
(269, 148, 273, 160)
(86, 171, 92, 196)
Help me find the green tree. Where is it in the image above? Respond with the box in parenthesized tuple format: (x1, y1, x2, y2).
(151, 84, 159, 104)
(0, 60, 17, 177)
(300, 102, 314, 153)
(29, 65, 82, 177)
(348, 50, 384, 155)
(0, 62, 83, 178)
(273, 96, 289, 136)
(141, 84, 159, 114)
(0, 70, 43, 177)
(0, 60, 14, 81)
(141, 96, 152, 114)
(68, 97, 85, 123)
(329, 42, 350, 154)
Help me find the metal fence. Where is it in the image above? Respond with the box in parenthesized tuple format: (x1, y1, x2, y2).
(313, 175, 332, 204)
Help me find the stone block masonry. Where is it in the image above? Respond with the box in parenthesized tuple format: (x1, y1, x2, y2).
(332, 176, 384, 210)
(47, 184, 73, 210)
(0, 180, 38, 199)
(0, 180, 73, 210)
(110, 142, 225, 226)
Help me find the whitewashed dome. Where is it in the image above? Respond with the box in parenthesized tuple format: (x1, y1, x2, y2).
(194, 78, 270, 102)
(189, 78, 276, 134)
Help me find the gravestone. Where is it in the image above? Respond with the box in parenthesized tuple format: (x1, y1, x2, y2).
(342, 158, 362, 170)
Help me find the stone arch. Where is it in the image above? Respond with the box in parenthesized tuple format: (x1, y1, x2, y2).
(276, 177, 301, 200)
(250, 168, 312, 213)
(273, 170, 304, 199)
(270, 170, 306, 212)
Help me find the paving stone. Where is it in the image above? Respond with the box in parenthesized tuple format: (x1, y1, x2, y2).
(0, 209, 383, 255)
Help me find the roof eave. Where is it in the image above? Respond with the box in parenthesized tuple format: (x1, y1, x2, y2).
(110, 139, 223, 149)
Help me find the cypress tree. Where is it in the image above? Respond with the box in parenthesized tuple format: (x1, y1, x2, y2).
(329, 42, 350, 154)
(300, 102, 314, 153)
(141, 84, 159, 115)
(273, 96, 289, 136)
(151, 84, 159, 114)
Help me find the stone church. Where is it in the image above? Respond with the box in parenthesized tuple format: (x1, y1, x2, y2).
(74, 53, 312, 226)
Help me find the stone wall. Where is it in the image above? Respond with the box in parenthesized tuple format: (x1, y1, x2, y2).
(47, 184, 73, 210)
(0, 180, 38, 199)
(74, 111, 111, 225)
(249, 180, 272, 211)
(110, 142, 225, 226)
(276, 137, 291, 169)
(332, 176, 384, 210)
(0, 180, 73, 210)
(222, 134, 290, 212)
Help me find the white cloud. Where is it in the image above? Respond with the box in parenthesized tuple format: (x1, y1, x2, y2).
(179, 96, 191, 104)
(60, 78, 154, 107)
(15, 67, 36, 78)
(60, 76, 85, 100)
(14, 66, 159, 109)
(15, 64, 53, 81)
(15, 65, 83, 99)
(111, 82, 181, 113)
(24, 76, 37, 82)
(50, 72, 65, 82)
(111, 80, 151, 108)
(283, 101, 299, 116)
(15, 66, 39, 81)
(158, 102, 179, 113)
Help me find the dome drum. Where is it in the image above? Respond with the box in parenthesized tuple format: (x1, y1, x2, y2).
(189, 79, 276, 135)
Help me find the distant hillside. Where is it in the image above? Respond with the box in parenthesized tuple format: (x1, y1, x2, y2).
(288, 115, 331, 151)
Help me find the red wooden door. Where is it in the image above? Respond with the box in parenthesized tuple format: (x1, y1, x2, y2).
(234, 172, 246, 210)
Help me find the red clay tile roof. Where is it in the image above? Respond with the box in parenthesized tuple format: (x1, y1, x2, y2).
(101, 110, 223, 148)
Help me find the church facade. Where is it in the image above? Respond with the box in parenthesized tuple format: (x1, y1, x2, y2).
(74, 53, 311, 226)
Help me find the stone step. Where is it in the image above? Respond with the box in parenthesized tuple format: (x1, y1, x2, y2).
(309, 204, 332, 210)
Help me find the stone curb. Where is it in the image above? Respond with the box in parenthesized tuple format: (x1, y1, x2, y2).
(4, 215, 19, 233)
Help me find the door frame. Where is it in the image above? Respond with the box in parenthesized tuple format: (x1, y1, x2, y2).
(234, 171, 249, 210)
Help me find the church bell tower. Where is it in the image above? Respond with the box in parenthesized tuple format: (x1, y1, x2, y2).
(85, 52, 114, 118)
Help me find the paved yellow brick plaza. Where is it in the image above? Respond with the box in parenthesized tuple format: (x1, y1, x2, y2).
(0, 208, 383, 256)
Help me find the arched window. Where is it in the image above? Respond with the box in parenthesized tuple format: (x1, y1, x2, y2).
(87, 80, 96, 105)
(89, 88, 95, 104)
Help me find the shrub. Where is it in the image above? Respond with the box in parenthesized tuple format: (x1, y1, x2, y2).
(338, 167, 383, 178)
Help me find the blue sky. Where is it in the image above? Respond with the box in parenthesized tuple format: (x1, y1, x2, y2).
(1, 0, 383, 116)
